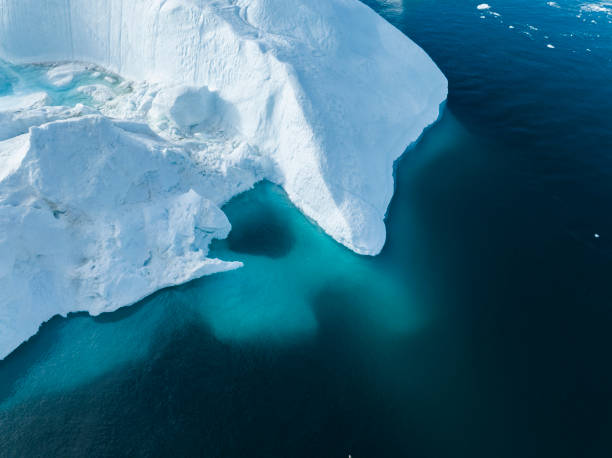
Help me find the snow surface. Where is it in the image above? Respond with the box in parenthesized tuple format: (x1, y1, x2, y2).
(0, 0, 447, 359)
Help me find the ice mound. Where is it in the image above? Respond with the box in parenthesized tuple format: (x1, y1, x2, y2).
(149, 85, 219, 134)
(0, 0, 447, 358)
(76, 84, 117, 104)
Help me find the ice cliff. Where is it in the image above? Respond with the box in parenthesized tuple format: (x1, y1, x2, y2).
(0, 0, 447, 358)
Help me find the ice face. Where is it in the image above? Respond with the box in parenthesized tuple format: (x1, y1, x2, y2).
(0, 0, 447, 359)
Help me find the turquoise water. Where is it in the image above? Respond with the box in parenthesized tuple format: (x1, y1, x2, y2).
(0, 60, 124, 106)
(2, 1, 612, 456)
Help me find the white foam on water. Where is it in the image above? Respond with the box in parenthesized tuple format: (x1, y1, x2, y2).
(580, 3, 612, 13)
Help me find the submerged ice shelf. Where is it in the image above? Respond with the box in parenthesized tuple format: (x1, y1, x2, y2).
(0, 0, 447, 359)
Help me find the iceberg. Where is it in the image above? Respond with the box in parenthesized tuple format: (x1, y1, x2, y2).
(0, 0, 447, 359)
(0, 116, 243, 358)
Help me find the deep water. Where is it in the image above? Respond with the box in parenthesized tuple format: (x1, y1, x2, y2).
(1, 1, 612, 457)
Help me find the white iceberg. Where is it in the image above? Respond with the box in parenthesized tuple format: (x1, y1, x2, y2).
(0, 0, 447, 359)
(0, 116, 243, 358)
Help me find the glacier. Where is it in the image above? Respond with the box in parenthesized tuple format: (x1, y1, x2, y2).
(0, 0, 447, 359)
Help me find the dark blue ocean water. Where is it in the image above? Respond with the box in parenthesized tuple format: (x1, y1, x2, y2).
(1, 1, 612, 456)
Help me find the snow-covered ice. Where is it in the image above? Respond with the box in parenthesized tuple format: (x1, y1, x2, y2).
(0, 0, 447, 359)
(0, 116, 243, 358)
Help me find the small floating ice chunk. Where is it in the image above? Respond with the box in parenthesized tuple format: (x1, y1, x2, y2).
(547, 1, 560, 7)
(477, 3, 491, 10)
(594, 233, 600, 238)
(46, 63, 89, 88)
(508, 25, 515, 28)
(547, 43, 555, 48)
